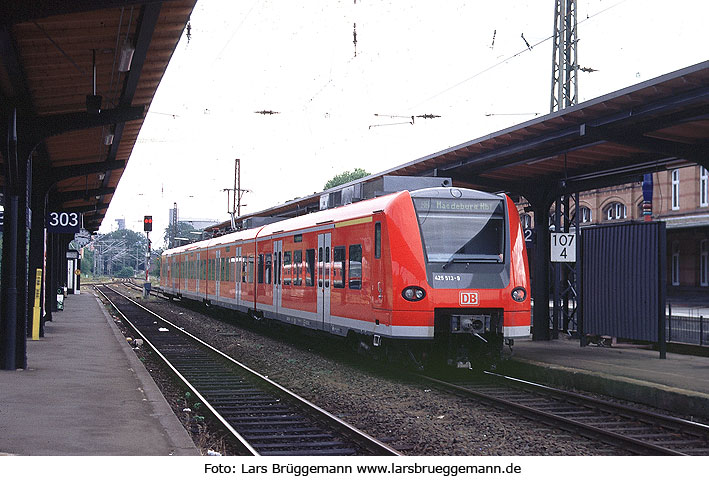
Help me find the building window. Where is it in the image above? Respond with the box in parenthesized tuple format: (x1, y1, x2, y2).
(700, 167, 708, 208)
(603, 202, 626, 221)
(520, 213, 532, 229)
(671, 169, 680, 210)
(671, 241, 680, 286)
(700, 240, 708, 287)
(579, 206, 592, 223)
(571, 206, 592, 223)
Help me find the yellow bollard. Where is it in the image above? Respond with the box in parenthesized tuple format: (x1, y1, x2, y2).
(32, 268, 42, 340)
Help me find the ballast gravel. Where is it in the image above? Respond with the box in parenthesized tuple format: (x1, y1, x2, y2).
(122, 292, 625, 456)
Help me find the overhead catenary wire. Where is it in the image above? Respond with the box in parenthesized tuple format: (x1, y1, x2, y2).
(368, 113, 441, 129)
(408, 0, 628, 110)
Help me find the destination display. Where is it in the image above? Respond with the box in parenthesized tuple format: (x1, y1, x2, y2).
(414, 198, 499, 213)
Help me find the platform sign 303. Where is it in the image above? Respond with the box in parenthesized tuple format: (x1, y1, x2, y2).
(47, 211, 81, 233)
(550, 232, 576, 262)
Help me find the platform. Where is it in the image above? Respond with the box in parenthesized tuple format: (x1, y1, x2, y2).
(500, 335, 709, 420)
(0, 291, 198, 456)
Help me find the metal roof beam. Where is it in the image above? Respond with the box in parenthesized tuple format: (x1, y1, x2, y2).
(57, 187, 116, 203)
(33, 106, 145, 142)
(53, 159, 126, 182)
(587, 126, 709, 166)
(64, 202, 110, 214)
(107, 2, 160, 161)
(436, 86, 709, 179)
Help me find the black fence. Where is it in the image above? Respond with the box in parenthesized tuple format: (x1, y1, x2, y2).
(667, 306, 708, 347)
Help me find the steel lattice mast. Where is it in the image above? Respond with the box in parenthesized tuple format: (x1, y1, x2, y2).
(550, 0, 578, 112)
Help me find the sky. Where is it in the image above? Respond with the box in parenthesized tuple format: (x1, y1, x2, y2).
(101, 0, 709, 243)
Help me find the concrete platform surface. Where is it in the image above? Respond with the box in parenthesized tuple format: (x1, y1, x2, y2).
(0, 291, 198, 456)
(501, 336, 709, 420)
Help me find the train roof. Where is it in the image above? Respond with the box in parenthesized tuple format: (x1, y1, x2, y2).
(162, 187, 507, 257)
(163, 190, 408, 256)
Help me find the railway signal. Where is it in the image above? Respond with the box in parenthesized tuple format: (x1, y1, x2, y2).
(143, 215, 153, 232)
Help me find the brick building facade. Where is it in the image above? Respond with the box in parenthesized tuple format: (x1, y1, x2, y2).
(518, 164, 709, 292)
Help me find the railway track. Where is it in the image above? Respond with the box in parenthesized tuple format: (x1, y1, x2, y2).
(95, 284, 400, 456)
(417, 371, 709, 455)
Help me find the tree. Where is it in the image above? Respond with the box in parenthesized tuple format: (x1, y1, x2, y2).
(164, 221, 197, 248)
(84, 229, 149, 277)
(115, 265, 135, 278)
(323, 168, 370, 190)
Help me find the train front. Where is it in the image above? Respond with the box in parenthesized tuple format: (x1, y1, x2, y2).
(408, 187, 531, 368)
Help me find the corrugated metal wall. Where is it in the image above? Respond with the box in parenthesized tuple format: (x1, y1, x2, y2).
(581, 222, 666, 342)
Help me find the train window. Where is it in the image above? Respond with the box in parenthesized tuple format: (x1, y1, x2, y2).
(294, 234, 302, 243)
(283, 252, 291, 285)
(333, 246, 345, 288)
(349, 244, 362, 289)
(318, 247, 323, 288)
(375, 222, 381, 259)
(276, 251, 281, 285)
(293, 250, 303, 286)
(247, 255, 254, 283)
(305, 249, 315, 287)
(230, 257, 236, 282)
(265, 253, 272, 284)
(258, 254, 264, 284)
(413, 196, 505, 263)
(325, 246, 330, 288)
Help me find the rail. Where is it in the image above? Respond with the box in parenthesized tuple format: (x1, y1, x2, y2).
(95, 284, 400, 456)
(414, 371, 709, 456)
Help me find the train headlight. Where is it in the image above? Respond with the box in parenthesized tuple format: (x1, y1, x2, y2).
(402, 286, 426, 301)
(511, 287, 527, 302)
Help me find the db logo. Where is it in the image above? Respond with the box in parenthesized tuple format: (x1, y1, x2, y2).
(460, 291, 479, 306)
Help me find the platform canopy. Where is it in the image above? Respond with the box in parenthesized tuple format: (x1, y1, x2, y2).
(0, 0, 197, 232)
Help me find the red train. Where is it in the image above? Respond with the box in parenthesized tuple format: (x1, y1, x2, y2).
(159, 187, 530, 368)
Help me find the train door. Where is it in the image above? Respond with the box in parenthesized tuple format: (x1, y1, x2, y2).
(373, 217, 386, 310)
(215, 249, 221, 301)
(171, 256, 176, 290)
(273, 240, 282, 317)
(317, 233, 332, 329)
(235, 246, 241, 309)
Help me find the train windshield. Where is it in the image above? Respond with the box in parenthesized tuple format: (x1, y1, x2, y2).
(412, 197, 505, 264)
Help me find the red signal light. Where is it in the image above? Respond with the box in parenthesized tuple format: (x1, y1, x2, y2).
(143, 215, 153, 232)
